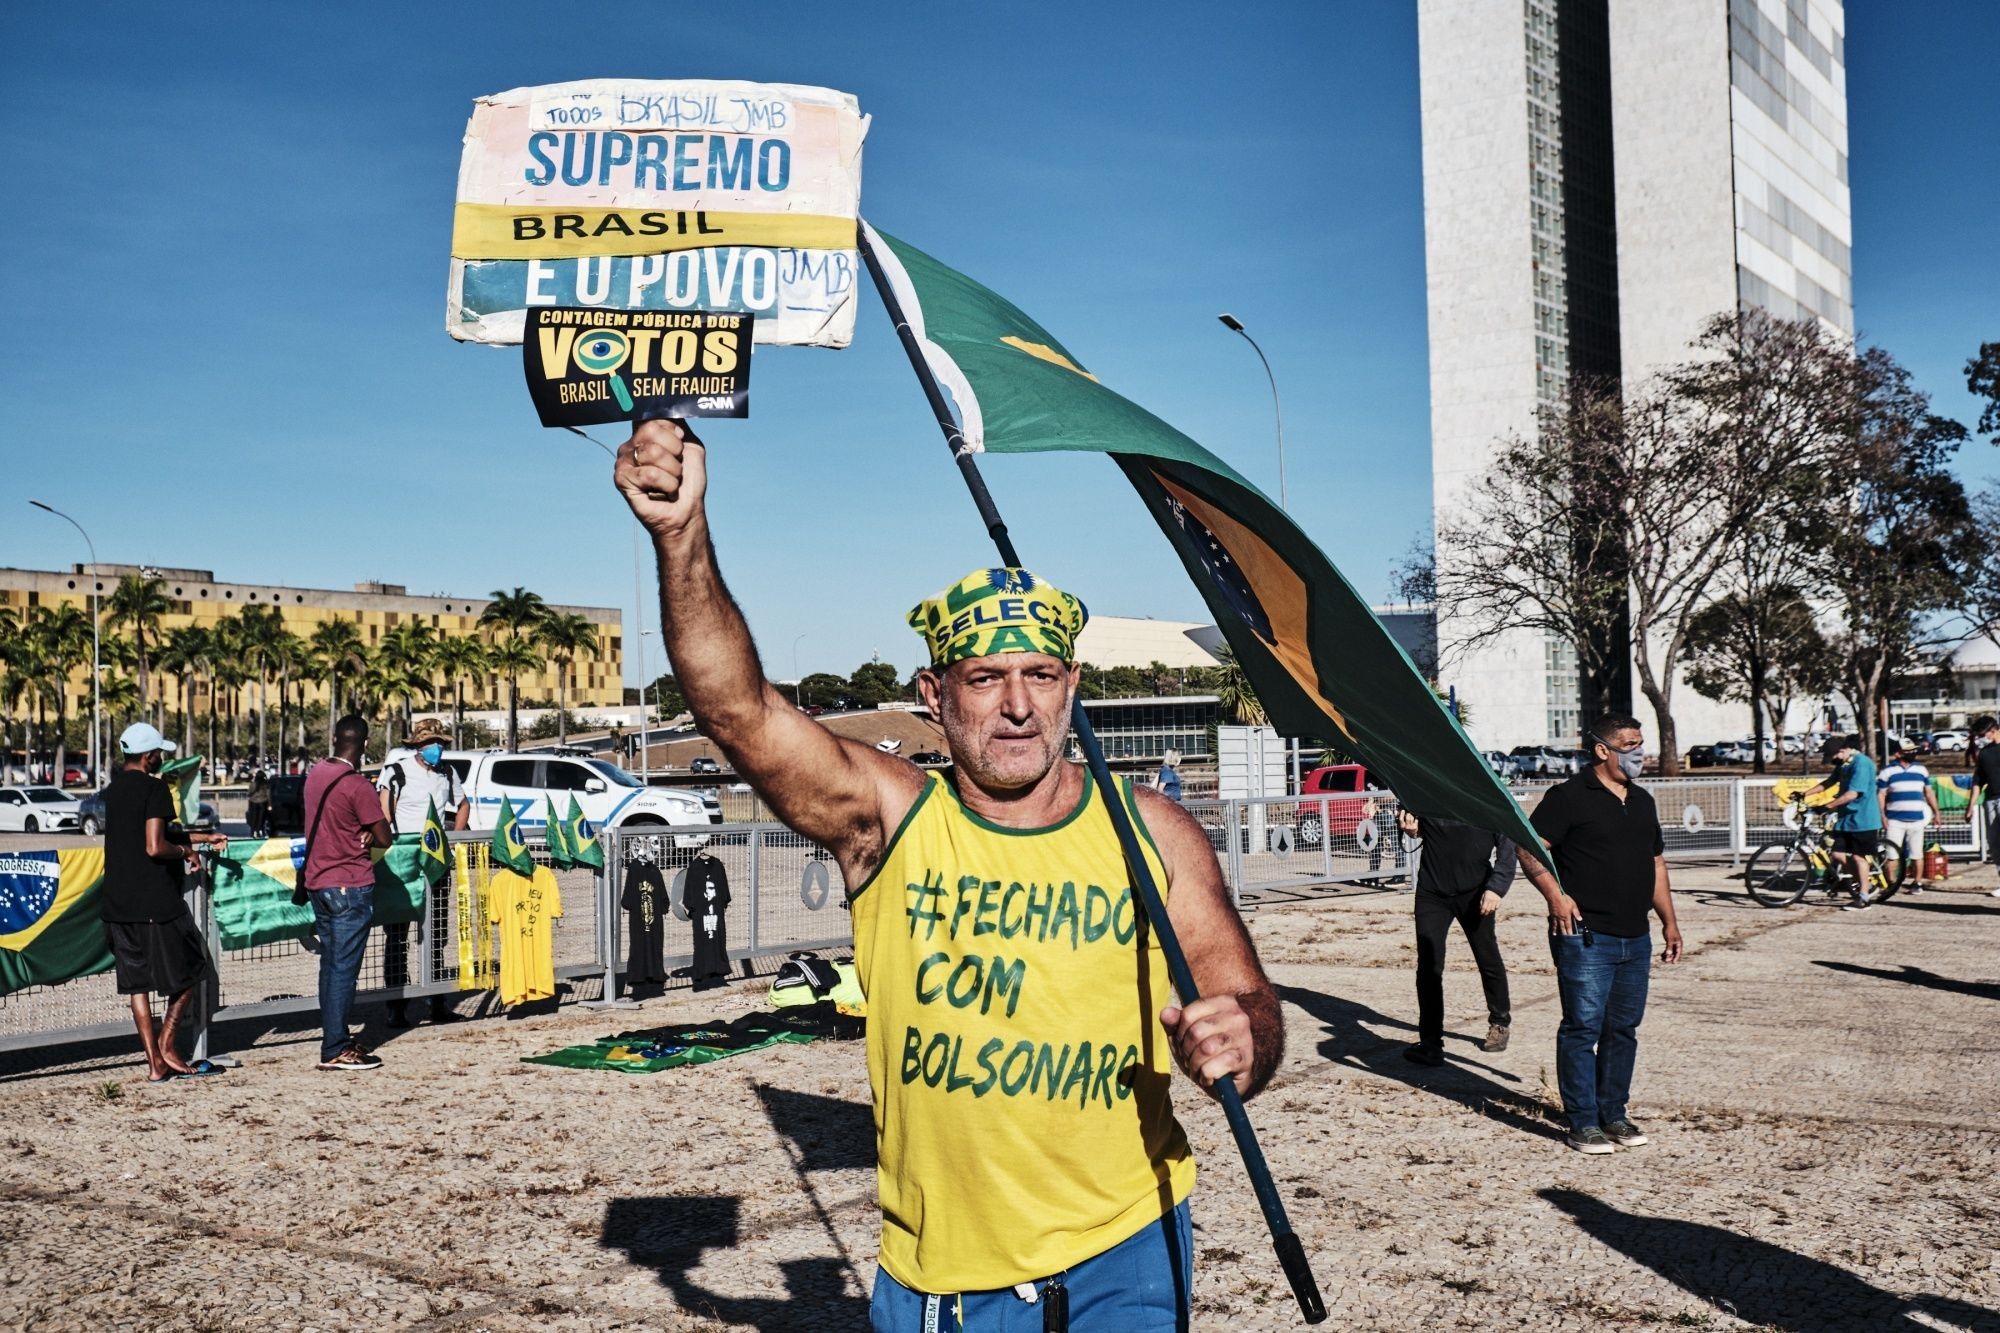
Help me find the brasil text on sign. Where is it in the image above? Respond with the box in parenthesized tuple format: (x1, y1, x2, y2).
(448, 79, 866, 348)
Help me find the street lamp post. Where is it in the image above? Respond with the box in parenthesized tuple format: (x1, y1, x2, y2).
(1217, 314, 1287, 513)
(563, 426, 655, 784)
(29, 501, 100, 786)
(640, 629, 661, 782)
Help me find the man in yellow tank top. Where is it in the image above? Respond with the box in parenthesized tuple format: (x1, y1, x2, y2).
(616, 420, 1282, 1331)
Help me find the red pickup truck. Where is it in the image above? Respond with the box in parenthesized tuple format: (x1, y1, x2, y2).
(1294, 764, 1388, 845)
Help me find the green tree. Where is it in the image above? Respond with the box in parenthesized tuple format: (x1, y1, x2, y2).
(797, 672, 849, 709)
(537, 612, 599, 745)
(485, 636, 546, 746)
(1966, 340, 2000, 445)
(309, 619, 368, 748)
(24, 604, 92, 781)
(640, 672, 686, 719)
(431, 632, 491, 747)
(155, 626, 211, 753)
(1814, 348, 1981, 757)
(1680, 588, 1830, 773)
(846, 660, 905, 708)
(375, 621, 439, 736)
(1211, 647, 1266, 726)
(478, 587, 549, 749)
(232, 604, 287, 763)
(101, 574, 172, 727)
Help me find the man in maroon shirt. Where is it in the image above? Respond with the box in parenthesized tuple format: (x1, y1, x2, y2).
(302, 715, 394, 1071)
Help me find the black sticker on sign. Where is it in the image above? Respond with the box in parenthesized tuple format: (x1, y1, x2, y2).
(523, 308, 751, 426)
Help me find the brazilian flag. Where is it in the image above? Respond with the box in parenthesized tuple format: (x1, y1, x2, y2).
(542, 793, 574, 869)
(866, 224, 1542, 855)
(565, 795, 604, 870)
(490, 796, 535, 876)
(0, 848, 113, 998)
(420, 798, 451, 887)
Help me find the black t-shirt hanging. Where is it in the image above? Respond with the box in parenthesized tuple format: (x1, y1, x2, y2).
(622, 860, 668, 983)
(100, 768, 187, 923)
(686, 855, 732, 986)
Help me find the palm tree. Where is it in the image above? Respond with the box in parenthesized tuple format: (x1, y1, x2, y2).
(154, 626, 210, 752)
(234, 605, 285, 763)
(376, 621, 438, 734)
(24, 605, 92, 782)
(478, 587, 548, 749)
(101, 574, 172, 727)
(1212, 647, 1267, 727)
(309, 619, 367, 747)
(267, 630, 309, 767)
(430, 633, 491, 747)
(0, 605, 19, 784)
(537, 612, 598, 746)
(207, 614, 244, 765)
(485, 636, 545, 747)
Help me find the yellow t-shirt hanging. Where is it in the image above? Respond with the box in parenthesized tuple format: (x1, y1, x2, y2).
(488, 864, 562, 1005)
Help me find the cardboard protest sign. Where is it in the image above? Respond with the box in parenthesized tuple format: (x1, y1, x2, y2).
(524, 309, 751, 425)
(448, 79, 866, 349)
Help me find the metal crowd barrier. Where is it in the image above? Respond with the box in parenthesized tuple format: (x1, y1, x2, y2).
(5, 778, 1988, 1057)
(0, 821, 856, 1060)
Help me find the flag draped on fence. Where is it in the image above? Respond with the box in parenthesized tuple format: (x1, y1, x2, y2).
(564, 795, 604, 870)
(864, 224, 1542, 855)
(491, 797, 536, 876)
(0, 848, 112, 998)
(209, 837, 427, 950)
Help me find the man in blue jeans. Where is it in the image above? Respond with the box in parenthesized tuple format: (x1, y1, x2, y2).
(1519, 714, 1683, 1154)
(302, 714, 394, 1072)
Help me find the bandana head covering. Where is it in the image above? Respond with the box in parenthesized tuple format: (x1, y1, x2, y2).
(908, 568, 1088, 667)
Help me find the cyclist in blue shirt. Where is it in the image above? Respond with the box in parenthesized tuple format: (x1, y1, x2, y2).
(1803, 735, 1882, 910)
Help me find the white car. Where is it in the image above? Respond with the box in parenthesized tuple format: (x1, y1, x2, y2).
(439, 751, 716, 847)
(0, 786, 82, 834)
(1931, 730, 1969, 753)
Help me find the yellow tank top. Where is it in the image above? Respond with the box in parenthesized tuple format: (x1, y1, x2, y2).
(853, 768, 1196, 1293)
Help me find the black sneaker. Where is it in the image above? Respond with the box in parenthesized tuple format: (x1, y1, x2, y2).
(1840, 897, 1874, 912)
(1402, 1043, 1444, 1067)
(1566, 1125, 1617, 1154)
(318, 1046, 383, 1072)
(1602, 1118, 1649, 1147)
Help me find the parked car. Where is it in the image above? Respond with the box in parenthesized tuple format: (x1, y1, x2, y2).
(1507, 745, 1581, 777)
(910, 750, 952, 767)
(74, 787, 219, 837)
(1931, 730, 1969, 753)
(1686, 745, 1720, 769)
(689, 756, 721, 774)
(1481, 750, 1521, 780)
(0, 786, 81, 834)
(442, 751, 716, 847)
(1293, 764, 1389, 845)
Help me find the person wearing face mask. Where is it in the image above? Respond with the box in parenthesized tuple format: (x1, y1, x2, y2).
(375, 718, 470, 1028)
(1517, 714, 1683, 1155)
(99, 723, 231, 1082)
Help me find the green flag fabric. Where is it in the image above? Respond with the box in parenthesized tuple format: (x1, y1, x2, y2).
(490, 796, 536, 877)
(0, 848, 114, 998)
(421, 798, 451, 887)
(565, 794, 605, 870)
(209, 837, 427, 951)
(159, 753, 205, 826)
(542, 793, 574, 869)
(866, 223, 1544, 857)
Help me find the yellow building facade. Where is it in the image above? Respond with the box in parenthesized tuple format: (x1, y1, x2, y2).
(0, 564, 623, 714)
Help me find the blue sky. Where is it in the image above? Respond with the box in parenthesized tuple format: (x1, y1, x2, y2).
(2, 2, 1993, 686)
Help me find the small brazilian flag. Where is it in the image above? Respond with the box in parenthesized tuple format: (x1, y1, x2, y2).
(490, 795, 535, 876)
(565, 794, 604, 869)
(420, 798, 450, 887)
(542, 793, 574, 869)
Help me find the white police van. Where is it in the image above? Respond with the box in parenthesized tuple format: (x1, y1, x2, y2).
(438, 751, 717, 847)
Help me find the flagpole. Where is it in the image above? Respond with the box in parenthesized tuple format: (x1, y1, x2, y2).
(859, 227, 1326, 1324)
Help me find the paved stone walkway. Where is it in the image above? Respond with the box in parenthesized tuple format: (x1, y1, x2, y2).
(2, 862, 1996, 1331)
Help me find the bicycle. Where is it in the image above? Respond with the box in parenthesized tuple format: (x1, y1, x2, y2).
(1743, 802, 1906, 908)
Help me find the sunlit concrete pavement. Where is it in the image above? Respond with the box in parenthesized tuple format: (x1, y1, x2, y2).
(1, 860, 1996, 1331)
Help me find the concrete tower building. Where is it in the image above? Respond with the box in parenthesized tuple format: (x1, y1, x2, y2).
(1418, 0, 1852, 752)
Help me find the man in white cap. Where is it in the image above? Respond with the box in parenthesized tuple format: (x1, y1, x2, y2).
(99, 723, 230, 1082)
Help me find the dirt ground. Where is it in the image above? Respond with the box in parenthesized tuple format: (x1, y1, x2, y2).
(2, 861, 1996, 1332)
